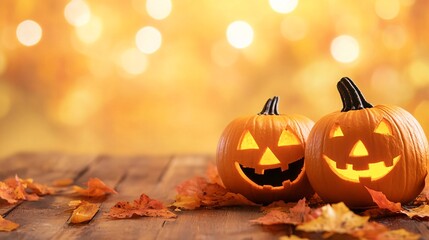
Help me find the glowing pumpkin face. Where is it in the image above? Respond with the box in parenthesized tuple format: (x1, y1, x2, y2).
(323, 118, 402, 183)
(217, 97, 314, 204)
(305, 77, 429, 208)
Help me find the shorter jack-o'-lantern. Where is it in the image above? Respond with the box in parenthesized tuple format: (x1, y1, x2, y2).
(305, 77, 429, 208)
(216, 96, 314, 204)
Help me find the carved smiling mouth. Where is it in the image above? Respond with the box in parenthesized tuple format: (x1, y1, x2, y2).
(323, 155, 401, 183)
(235, 158, 304, 189)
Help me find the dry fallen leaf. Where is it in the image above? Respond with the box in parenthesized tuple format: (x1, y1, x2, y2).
(251, 198, 317, 225)
(402, 205, 429, 219)
(205, 162, 224, 187)
(73, 178, 117, 197)
(108, 193, 176, 219)
(172, 176, 257, 210)
(52, 178, 74, 187)
(365, 187, 402, 212)
(0, 175, 55, 203)
(279, 235, 309, 240)
(297, 202, 369, 234)
(0, 216, 19, 232)
(69, 200, 100, 224)
(375, 229, 420, 240)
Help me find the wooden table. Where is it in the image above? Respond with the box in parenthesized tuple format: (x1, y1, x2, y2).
(0, 153, 428, 240)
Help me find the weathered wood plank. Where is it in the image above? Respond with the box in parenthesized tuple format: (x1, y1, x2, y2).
(52, 155, 172, 240)
(0, 153, 96, 216)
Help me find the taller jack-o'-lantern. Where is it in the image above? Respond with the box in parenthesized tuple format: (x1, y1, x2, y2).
(305, 77, 429, 208)
(216, 97, 314, 204)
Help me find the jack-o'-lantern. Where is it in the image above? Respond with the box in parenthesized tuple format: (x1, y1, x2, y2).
(216, 96, 314, 204)
(305, 77, 429, 208)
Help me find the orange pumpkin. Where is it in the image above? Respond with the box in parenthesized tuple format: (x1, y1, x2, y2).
(305, 77, 429, 208)
(216, 96, 314, 204)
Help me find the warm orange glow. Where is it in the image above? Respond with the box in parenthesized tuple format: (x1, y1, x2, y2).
(278, 129, 301, 146)
(324, 155, 401, 182)
(258, 148, 281, 166)
(330, 125, 344, 138)
(374, 119, 393, 135)
(238, 131, 259, 150)
(349, 140, 368, 157)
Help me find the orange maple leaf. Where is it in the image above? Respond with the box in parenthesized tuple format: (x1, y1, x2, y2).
(108, 193, 176, 219)
(73, 178, 117, 197)
(172, 176, 257, 210)
(251, 198, 317, 225)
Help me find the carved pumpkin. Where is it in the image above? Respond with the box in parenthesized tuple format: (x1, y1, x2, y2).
(216, 96, 314, 204)
(305, 77, 429, 208)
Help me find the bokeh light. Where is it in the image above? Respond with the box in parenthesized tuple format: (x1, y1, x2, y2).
(375, 0, 400, 20)
(119, 48, 149, 75)
(330, 35, 360, 63)
(226, 21, 254, 49)
(75, 16, 103, 44)
(16, 20, 42, 46)
(64, 0, 91, 27)
(269, 0, 299, 14)
(146, 0, 172, 20)
(2, 0, 429, 158)
(135, 26, 162, 54)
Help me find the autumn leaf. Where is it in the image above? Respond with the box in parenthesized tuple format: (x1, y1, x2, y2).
(251, 198, 317, 225)
(73, 178, 117, 197)
(205, 163, 224, 187)
(279, 235, 309, 240)
(68, 200, 100, 224)
(365, 187, 402, 212)
(108, 193, 176, 219)
(0, 216, 19, 232)
(52, 178, 74, 187)
(297, 202, 369, 234)
(172, 176, 257, 210)
(375, 229, 420, 240)
(402, 205, 429, 219)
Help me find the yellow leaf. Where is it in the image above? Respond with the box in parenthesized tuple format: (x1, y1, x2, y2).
(296, 202, 369, 234)
(69, 201, 100, 224)
(0, 216, 19, 232)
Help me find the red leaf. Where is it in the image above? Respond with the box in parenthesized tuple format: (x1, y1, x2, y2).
(365, 187, 402, 212)
(108, 194, 176, 219)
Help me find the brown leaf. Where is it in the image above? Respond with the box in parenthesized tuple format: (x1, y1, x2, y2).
(172, 176, 257, 209)
(73, 178, 117, 197)
(297, 202, 369, 234)
(365, 187, 402, 212)
(69, 200, 100, 224)
(279, 235, 309, 240)
(0, 182, 18, 204)
(402, 205, 429, 218)
(350, 221, 388, 239)
(108, 193, 176, 219)
(251, 198, 316, 225)
(0, 216, 19, 232)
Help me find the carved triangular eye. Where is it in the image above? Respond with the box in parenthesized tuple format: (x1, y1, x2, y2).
(278, 128, 301, 146)
(238, 130, 259, 150)
(330, 124, 344, 138)
(374, 118, 392, 136)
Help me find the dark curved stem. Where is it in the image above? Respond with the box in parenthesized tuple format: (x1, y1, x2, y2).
(337, 77, 373, 112)
(259, 96, 280, 115)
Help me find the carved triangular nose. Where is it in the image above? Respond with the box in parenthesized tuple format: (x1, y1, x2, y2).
(350, 140, 368, 157)
(259, 147, 281, 165)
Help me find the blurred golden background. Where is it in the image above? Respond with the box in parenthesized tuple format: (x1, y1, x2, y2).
(0, 0, 429, 157)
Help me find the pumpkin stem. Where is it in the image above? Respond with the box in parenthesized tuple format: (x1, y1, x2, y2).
(259, 96, 280, 115)
(337, 77, 373, 112)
